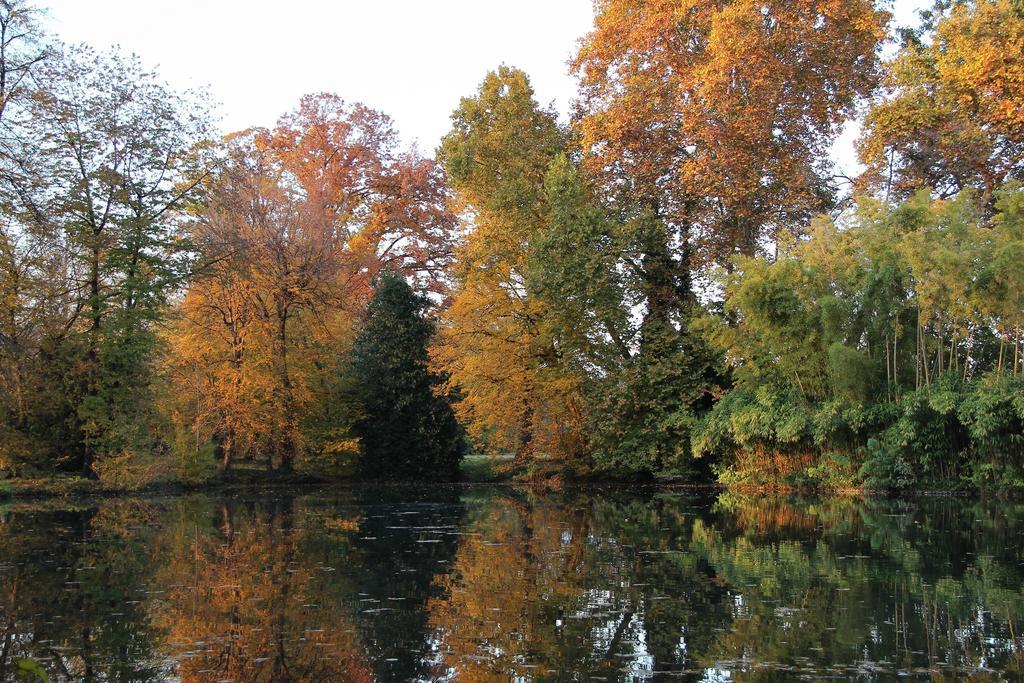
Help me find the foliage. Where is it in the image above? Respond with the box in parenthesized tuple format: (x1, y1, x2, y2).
(1, 0, 1023, 491)
(91, 448, 168, 492)
(436, 66, 717, 477)
(858, 437, 918, 490)
(435, 67, 587, 465)
(536, 0, 888, 478)
(168, 423, 220, 485)
(0, 27, 214, 477)
(698, 188, 1024, 489)
(573, 0, 888, 264)
(458, 454, 511, 483)
(162, 96, 458, 477)
(858, 0, 1024, 201)
(14, 658, 47, 682)
(349, 273, 465, 480)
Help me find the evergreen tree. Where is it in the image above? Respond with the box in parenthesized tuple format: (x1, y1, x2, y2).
(349, 273, 465, 480)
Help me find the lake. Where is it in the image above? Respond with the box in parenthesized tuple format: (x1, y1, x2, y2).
(0, 486, 1022, 681)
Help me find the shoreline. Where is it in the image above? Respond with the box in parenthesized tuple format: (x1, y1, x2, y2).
(2, 472, 1018, 503)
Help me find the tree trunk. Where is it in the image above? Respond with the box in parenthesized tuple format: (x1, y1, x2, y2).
(515, 401, 534, 464)
(216, 426, 235, 479)
(893, 319, 899, 400)
(885, 333, 892, 402)
(82, 241, 102, 477)
(1015, 331, 1021, 377)
(274, 304, 296, 473)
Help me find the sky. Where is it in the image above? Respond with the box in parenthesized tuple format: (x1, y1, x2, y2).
(39, 0, 595, 154)
(40, 0, 930, 167)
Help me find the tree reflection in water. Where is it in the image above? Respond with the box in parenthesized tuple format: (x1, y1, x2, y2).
(0, 487, 1022, 681)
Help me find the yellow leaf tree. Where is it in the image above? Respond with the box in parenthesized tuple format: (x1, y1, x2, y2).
(435, 67, 586, 463)
(858, 0, 1024, 201)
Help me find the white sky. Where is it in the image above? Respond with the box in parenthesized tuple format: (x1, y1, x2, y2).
(39, 0, 594, 155)
(40, 0, 929, 167)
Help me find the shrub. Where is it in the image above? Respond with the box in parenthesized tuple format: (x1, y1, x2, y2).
(858, 437, 917, 490)
(169, 424, 218, 485)
(93, 448, 166, 492)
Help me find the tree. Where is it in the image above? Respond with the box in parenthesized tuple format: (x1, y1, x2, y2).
(349, 272, 464, 481)
(0, 0, 61, 471)
(0, 43, 213, 475)
(858, 0, 1024, 202)
(0, 0, 47, 123)
(164, 95, 459, 476)
(163, 251, 270, 478)
(534, 153, 713, 476)
(573, 0, 888, 266)
(435, 66, 586, 464)
(530, 0, 887, 477)
(976, 183, 1024, 376)
(437, 66, 714, 476)
(693, 185, 1024, 487)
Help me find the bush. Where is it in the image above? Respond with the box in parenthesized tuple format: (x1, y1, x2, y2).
(695, 369, 1024, 490)
(801, 451, 859, 489)
(170, 424, 218, 485)
(957, 374, 1024, 487)
(93, 448, 166, 492)
(858, 437, 916, 490)
(693, 383, 817, 484)
(299, 437, 360, 479)
(0, 425, 55, 476)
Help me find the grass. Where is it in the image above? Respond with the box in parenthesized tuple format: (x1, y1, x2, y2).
(460, 454, 514, 482)
(5, 475, 99, 498)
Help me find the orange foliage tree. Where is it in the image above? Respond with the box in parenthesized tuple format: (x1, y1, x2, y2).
(858, 0, 1024, 201)
(434, 67, 586, 463)
(165, 95, 457, 475)
(572, 0, 888, 265)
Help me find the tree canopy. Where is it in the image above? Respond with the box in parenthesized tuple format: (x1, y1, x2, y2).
(0, 0, 1021, 490)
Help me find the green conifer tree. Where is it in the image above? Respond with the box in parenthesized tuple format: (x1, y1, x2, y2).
(349, 273, 465, 480)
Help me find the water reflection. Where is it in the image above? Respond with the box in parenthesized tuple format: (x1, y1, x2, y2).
(1, 488, 1022, 680)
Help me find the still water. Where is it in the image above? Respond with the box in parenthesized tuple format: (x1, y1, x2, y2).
(0, 486, 1022, 681)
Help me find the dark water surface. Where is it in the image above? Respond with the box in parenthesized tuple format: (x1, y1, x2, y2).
(1, 486, 1022, 681)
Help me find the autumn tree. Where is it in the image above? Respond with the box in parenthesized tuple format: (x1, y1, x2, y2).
(267, 94, 457, 298)
(0, 41, 212, 476)
(33, 47, 211, 474)
(436, 66, 587, 464)
(573, 0, 888, 265)
(348, 272, 464, 480)
(858, 0, 1024, 202)
(165, 95, 458, 476)
(163, 222, 268, 478)
(438, 67, 711, 475)
(167, 130, 357, 475)
(529, 153, 714, 475)
(0, 0, 57, 471)
(558, 0, 888, 476)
